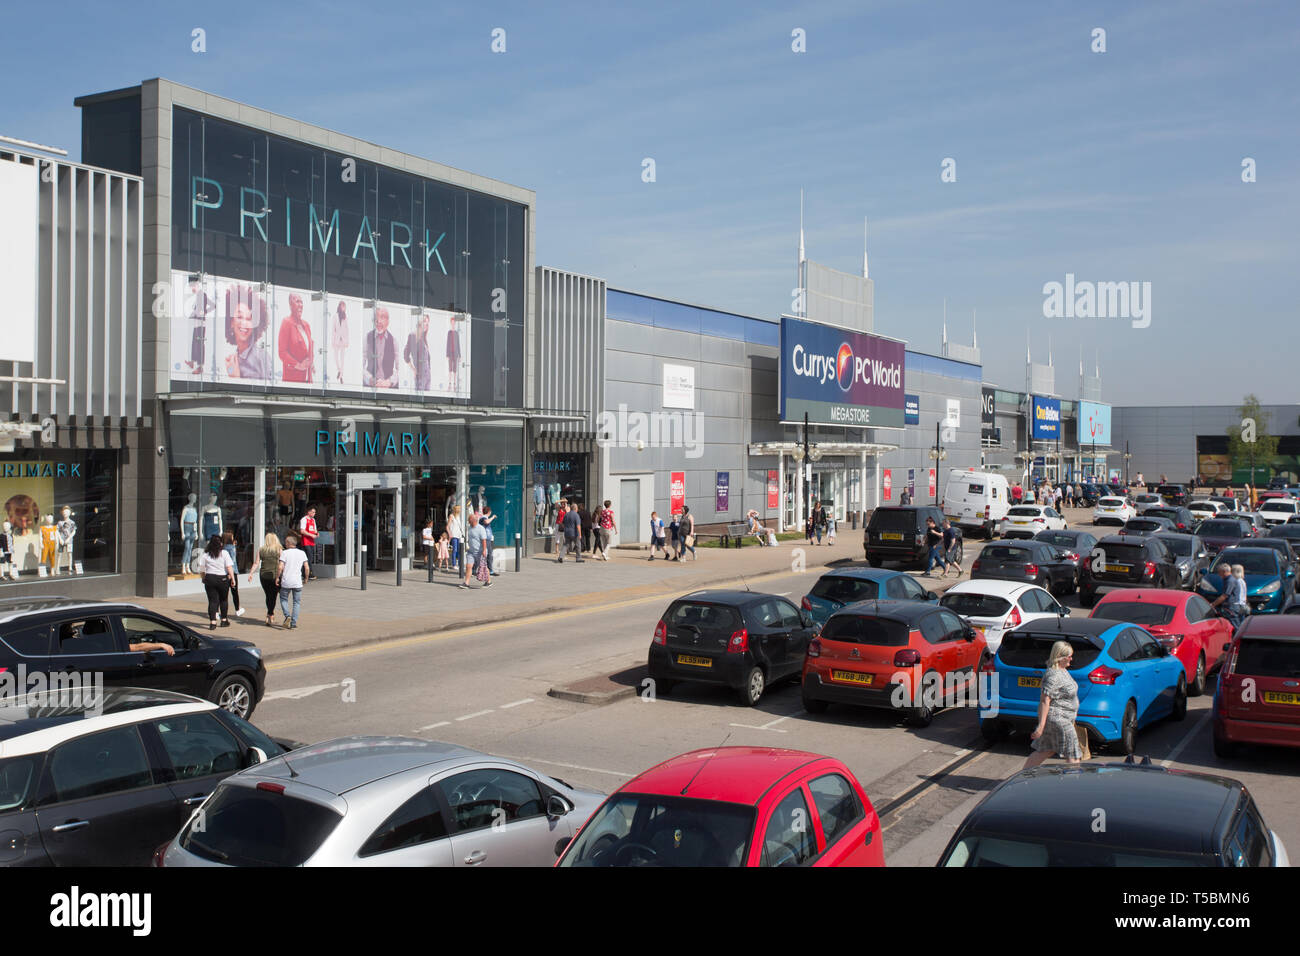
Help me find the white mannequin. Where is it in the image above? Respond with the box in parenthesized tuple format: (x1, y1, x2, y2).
(0, 520, 12, 580)
(181, 494, 199, 574)
(201, 494, 223, 540)
(56, 506, 76, 574)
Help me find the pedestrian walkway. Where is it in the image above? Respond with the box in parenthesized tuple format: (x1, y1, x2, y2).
(114, 536, 903, 662)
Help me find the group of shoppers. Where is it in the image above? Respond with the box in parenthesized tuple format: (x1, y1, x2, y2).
(922, 516, 963, 577)
(647, 507, 696, 561)
(804, 504, 836, 546)
(199, 530, 310, 630)
(554, 499, 620, 563)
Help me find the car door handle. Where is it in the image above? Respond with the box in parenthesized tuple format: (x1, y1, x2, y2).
(463, 849, 487, 865)
(52, 820, 89, 833)
(182, 794, 210, 806)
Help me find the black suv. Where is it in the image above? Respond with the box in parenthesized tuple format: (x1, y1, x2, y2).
(1079, 535, 1182, 607)
(1143, 506, 1197, 533)
(864, 505, 946, 569)
(0, 599, 267, 718)
(1157, 484, 1188, 506)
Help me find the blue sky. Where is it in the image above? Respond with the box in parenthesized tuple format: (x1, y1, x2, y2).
(6, 0, 1298, 405)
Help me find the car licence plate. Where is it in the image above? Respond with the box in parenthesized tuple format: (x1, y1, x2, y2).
(1263, 691, 1300, 705)
(676, 655, 712, 668)
(1018, 676, 1042, 688)
(881, 532, 903, 541)
(1105, 564, 1131, 573)
(831, 670, 873, 685)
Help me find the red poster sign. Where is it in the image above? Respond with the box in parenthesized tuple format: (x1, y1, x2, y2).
(882, 469, 892, 501)
(928, 468, 937, 498)
(767, 470, 779, 509)
(670, 472, 685, 515)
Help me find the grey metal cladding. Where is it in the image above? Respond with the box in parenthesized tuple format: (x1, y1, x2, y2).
(535, 266, 605, 434)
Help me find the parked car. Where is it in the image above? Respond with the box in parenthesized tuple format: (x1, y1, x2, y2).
(1143, 506, 1197, 533)
(1133, 493, 1167, 515)
(0, 688, 296, 867)
(1034, 529, 1098, 582)
(1247, 536, 1300, 576)
(863, 505, 946, 569)
(800, 568, 936, 627)
(800, 601, 986, 726)
(1151, 532, 1211, 589)
(1078, 534, 1182, 608)
(1090, 588, 1231, 696)
(1189, 499, 1227, 523)
(1120, 516, 1177, 537)
(1092, 495, 1135, 526)
(647, 590, 817, 705)
(1210, 495, 1243, 513)
(979, 617, 1187, 753)
(937, 764, 1288, 866)
(971, 540, 1078, 595)
(1198, 517, 1253, 557)
(1197, 548, 1296, 615)
(0, 598, 266, 718)
(556, 747, 885, 867)
(1269, 524, 1300, 544)
(1222, 512, 1266, 537)
(1213, 614, 1300, 758)
(1078, 483, 1106, 507)
(942, 469, 1010, 538)
(161, 736, 604, 867)
(1156, 484, 1189, 507)
(939, 580, 1068, 654)
(999, 505, 1067, 540)
(1257, 498, 1300, 528)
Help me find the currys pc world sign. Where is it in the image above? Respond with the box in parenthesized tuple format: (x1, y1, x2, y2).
(780, 317, 905, 427)
(1031, 396, 1062, 440)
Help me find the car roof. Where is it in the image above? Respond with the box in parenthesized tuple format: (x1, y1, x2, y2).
(243, 736, 490, 795)
(618, 746, 833, 806)
(0, 688, 214, 757)
(1238, 616, 1300, 640)
(831, 599, 940, 622)
(818, 568, 903, 583)
(943, 580, 1037, 598)
(0, 597, 147, 625)
(675, 589, 778, 606)
(1013, 617, 1117, 638)
(1093, 587, 1188, 607)
(960, 764, 1239, 854)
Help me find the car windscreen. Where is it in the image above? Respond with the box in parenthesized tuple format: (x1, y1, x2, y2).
(941, 834, 1210, 867)
(809, 576, 880, 604)
(940, 592, 1013, 618)
(869, 510, 918, 532)
(668, 603, 742, 634)
(178, 786, 343, 866)
(1269, 527, 1300, 540)
(558, 793, 755, 867)
(1036, 532, 1077, 547)
(1124, 520, 1162, 532)
(819, 614, 911, 646)
(1260, 502, 1297, 513)
(1136, 495, 1160, 503)
(1199, 521, 1244, 537)
(1213, 553, 1277, 575)
(0, 755, 39, 813)
(1096, 543, 1149, 564)
(1098, 498, 1125, 507)
(1091, 602, 1176, 627)
(1155, 536, 1192, 556)
(997, 631, 1102, 669)
(982, 545, 1034, 561)
(1234, 638, 1300, 678)
(1007, 507, 1042, 517)
(1157, 487, 1184, 496)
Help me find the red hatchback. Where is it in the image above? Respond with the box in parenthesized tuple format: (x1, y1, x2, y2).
(555, 747, 884, 867)
(1214, 615, 1300, 757)
(1089, 589, 1231, 696)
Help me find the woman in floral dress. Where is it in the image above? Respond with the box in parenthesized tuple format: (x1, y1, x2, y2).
(1024, 640, 1083, 768)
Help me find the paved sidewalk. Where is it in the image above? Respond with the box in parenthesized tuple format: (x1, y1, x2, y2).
(112, 537, 887, 662)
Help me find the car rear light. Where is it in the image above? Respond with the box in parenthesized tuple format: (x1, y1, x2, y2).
(894, 648, 922, 667)
(1006, 605, 1022, 628)
(256, 781, 286, 794)
(800, 596, 812, 612)
(971, 559, 981, 572)
(807, 638, 822, 658)
(726, 629, 749, 654)
(1033, 518, 1045, 523)
(152, 842, 169, 867)
(653, 620, 667, 645)
(1143, 561, 1157, 578)
(984, 506, 990, 518)
(915, 533, 925, 545)
(1089, 666, 1123, 685)
(1063, 551, 1079, 561)
(1082, 555, 1092, 570)
(1156, 633, 1184, 650)
(980, 654, 997, 674)
(1024, 563, 1039, 576)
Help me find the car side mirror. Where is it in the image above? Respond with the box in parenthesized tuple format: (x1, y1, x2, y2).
(925, 591, 939, 601)
(1058, 605, 1070, 616)
(245, 746, 268, 768)
(800, 612, 814, 628)
(547, 794, 569, 819)
(964, 627, 976, 641)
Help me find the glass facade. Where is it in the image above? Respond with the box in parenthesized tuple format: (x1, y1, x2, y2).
(0, 451, 118, 583)
(531, 453, 588, 534)
(169, 107, 526, 407)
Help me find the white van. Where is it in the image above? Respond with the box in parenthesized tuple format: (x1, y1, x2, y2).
(943, 469, 1011, 538)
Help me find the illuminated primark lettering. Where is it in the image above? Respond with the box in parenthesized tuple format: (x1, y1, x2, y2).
(190, 177, 449, 275)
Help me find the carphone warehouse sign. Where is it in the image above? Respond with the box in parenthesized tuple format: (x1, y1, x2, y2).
(779, 317, 905, 427)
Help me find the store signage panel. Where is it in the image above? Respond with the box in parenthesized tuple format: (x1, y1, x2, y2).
(779, 317, 905, 427)
(1078, 400, 1111, 445)
(663, 364, 695, 409)
(1031, 396, 1061, 440)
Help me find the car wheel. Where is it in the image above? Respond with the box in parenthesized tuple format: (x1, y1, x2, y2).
(980, 719, 1009, 742)
(907, 672, 937, 727)
(1118, 700, 1137, 754)
(952, 542, 964, 564)
(738, 666, 765, 706)
(802, 691, 829, 714)
(1190, 653, 1207, 697)
(1212, 729, 1239, 760)
(1171, 674, 1188, 721)
(211, 673, 256, 719)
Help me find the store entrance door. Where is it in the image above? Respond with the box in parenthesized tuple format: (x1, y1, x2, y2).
(344, 472, 403, 578)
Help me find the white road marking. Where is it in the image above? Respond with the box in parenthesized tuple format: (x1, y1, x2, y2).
(262, 682, 341, 702)
(498, 698, 535, 709)
(1160, 709, 1212, 767)
(508, 756, 632, 778)
(455, 709, 495, 722)
(418, 720, 451, 731)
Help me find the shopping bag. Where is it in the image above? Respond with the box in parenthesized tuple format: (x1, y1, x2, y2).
(685, 534, 696, 548)
(1075, 724, 1091, 760)
(766, 530, 778, 548)
(476, 554, 490, 582)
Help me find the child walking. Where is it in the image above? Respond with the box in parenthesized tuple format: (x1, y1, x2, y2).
(436, 531, 450, 572)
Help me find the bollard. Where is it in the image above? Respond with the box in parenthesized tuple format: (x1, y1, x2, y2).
(395, 537, 402, 587)
(515, 533, 521, 572)
(360, 544, 368, 591)
(427, 545, 434, 582)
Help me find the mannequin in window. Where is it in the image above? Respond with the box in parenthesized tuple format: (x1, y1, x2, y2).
(0, 521, 12, 580)
(181, 494, 199, 573)
(533, 479, 545, 534)
(201, 495, 223, 540)
(56, 506, 76, 575)
(40, 515, 57, 572)
(548, 480, 561, 527)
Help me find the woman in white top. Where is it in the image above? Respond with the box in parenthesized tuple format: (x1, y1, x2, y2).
(199, 533, 237, 629)
(446, 505, 463, 574)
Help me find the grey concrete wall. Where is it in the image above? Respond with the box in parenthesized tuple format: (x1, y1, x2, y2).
(1112, 404, 1300, 484)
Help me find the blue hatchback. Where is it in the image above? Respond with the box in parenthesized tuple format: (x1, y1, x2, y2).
(979, 617, 1187, 754)
(800, 568, 937, 626)
(1196, 547, 1295, 614)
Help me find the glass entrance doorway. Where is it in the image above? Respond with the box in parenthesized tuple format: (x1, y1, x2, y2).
(360, 489, 398, 571)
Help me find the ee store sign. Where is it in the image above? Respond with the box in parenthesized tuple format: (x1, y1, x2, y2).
(790, 342, 902, 392)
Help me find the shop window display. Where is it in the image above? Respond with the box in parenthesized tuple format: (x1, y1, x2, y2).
(468, 465, 521, 555)
(0, 451, 117, 582)
(169, 467, 256, 577)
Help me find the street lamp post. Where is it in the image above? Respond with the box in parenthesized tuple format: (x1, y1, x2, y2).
(929, 420, 947, 505)
(1123, 441, 1131, 487)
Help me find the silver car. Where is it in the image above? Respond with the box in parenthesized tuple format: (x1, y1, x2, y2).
(1133, 493, 1167, 515)
(161, 736, 605, 867)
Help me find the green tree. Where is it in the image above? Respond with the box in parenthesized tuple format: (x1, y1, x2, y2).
(1226, 394, 1279, 484)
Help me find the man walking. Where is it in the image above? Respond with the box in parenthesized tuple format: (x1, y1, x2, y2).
(923, 517, 947, 577)
(480, 505, 498, 575)
(562, 502, 584, 562)
(461, 513, 491, 588)
(941, 518, 962, 576)
(274, 533, 310, 629)
(578, 501, 593, 554)
(298, 506, 319, 564)
(1210, 563, 1248, 631)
